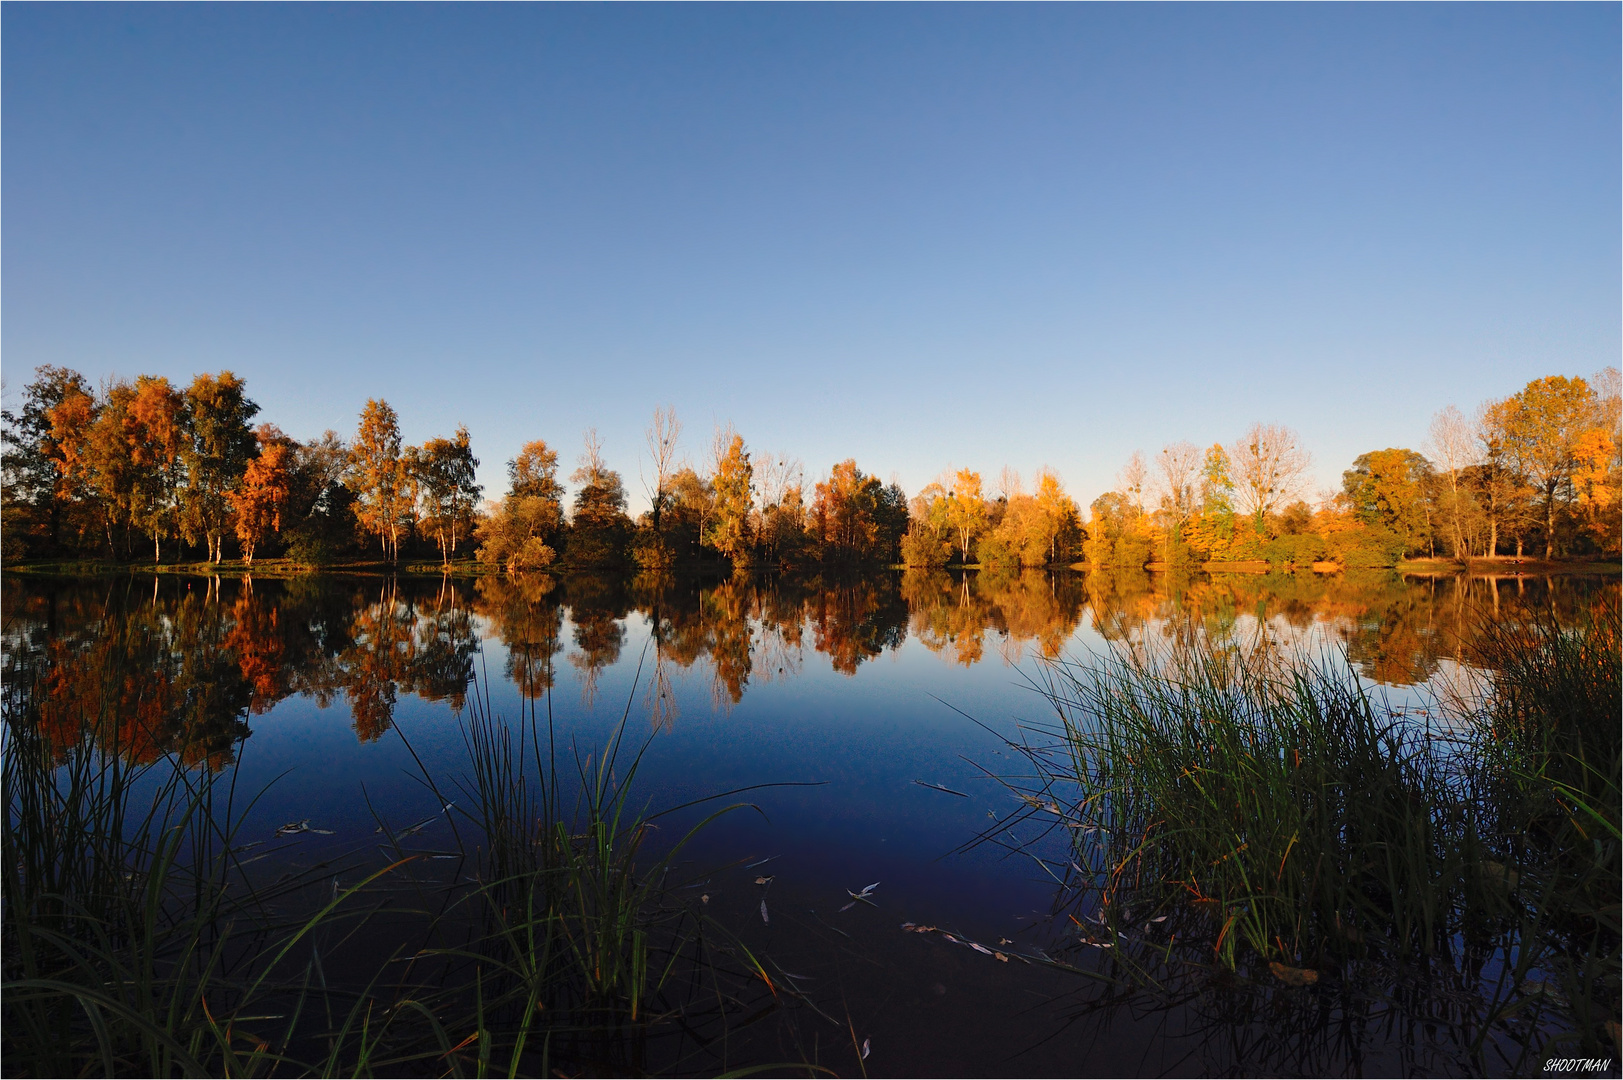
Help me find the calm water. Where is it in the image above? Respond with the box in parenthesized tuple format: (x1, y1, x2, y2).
(4, 567, 1615, 1076)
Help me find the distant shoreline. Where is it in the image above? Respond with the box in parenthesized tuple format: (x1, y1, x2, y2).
(4, 556, 1616, 579)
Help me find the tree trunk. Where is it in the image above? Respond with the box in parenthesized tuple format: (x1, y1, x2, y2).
(1543, 486, 1557, 560)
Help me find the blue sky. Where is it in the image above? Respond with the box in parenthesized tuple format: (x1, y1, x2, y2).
(4, 4, 1617, 511)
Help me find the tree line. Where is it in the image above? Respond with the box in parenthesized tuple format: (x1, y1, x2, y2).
(3, 364, 1616, 572)
(1067, 371, 1619, 572)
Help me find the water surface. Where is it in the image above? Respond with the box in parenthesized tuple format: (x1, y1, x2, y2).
(5, 567, 1612, 1075)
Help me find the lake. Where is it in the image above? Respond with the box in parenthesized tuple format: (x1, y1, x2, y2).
(3, 566, 1615, 1076)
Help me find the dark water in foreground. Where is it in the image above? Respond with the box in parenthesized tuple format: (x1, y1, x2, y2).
(4, 567, 1615, 1076)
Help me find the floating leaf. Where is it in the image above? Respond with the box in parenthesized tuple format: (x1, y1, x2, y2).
(760, 900, 770, 925)
(969, 942, 993, 956)
(1269, 962, 1319, 987)
(994, 952, 1009, 962)
(861, 1038, 870, 1060)
(754, 875, 774, 885)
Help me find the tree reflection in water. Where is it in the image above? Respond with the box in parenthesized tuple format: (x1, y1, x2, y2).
(4, 569, 1615, 763)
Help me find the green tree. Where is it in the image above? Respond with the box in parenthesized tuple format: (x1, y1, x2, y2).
(181, 372, 260, 562)
(566, 430, 631, 566)
(5, 366, 97, 553)
(412, 426, 483, 565)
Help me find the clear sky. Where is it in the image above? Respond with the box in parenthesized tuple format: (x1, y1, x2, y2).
(4, 3, 1617, 512)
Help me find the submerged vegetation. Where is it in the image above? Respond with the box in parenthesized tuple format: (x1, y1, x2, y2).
(995, 597, 1619, 1072)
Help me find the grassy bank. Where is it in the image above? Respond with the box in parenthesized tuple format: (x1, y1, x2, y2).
(997, 599, 1619, 1069)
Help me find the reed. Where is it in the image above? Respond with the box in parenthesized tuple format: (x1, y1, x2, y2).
(1005, 600, 1619, 1064)
(2, 649, 776, 1076)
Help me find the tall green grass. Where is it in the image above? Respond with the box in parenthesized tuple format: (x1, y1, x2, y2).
(2, 651, 779, 1076)
(1005, 599, 1619, 1065)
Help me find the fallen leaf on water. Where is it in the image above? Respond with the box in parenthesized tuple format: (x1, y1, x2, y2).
(754, 876, 774, 885)
(760, 900, 770, 925)
(1150, 916, 1168, 924)
(969, 942, 993, 956)
(900, 922, 917, 931)
(1269, 962, 1319, 987)
(861, 1038, 870, 1060)
(700, 894, 709, 904)
(994, 952, 1009, 962)
(998, 937, 1012, 945)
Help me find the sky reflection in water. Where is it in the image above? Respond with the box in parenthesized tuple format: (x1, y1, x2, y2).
(4, 568, 1615, 1075)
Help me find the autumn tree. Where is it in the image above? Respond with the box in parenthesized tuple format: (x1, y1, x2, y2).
(1342, 448, 1433, 551)
(230, 429, 293, 565)
(941, 468, 987, 564)
(1230, 423, 1310, 528)
(79, 377, 187, 560)
(704, 426, 754, 564)
(128, 377, 188, 561)
(1570, 367, 1621, 551)
(983, 467, 1082, 566)
(347, 399, 411, 563)
(756, 452, 807, 564)
(412, 426, 482, 565)
(901, 479, 953, 568)
(7, 366, 97, 552)
(179, 372, 260, 562)
(811, 460, 905, 563)
(43, 378, 104, 548)
(476, 439, 564, 573)
(1032, 467, 1083, 564)
(1489, 375, 1599, 558)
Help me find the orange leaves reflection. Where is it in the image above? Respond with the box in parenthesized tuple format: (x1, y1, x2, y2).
(7, 570, 1614, 763)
